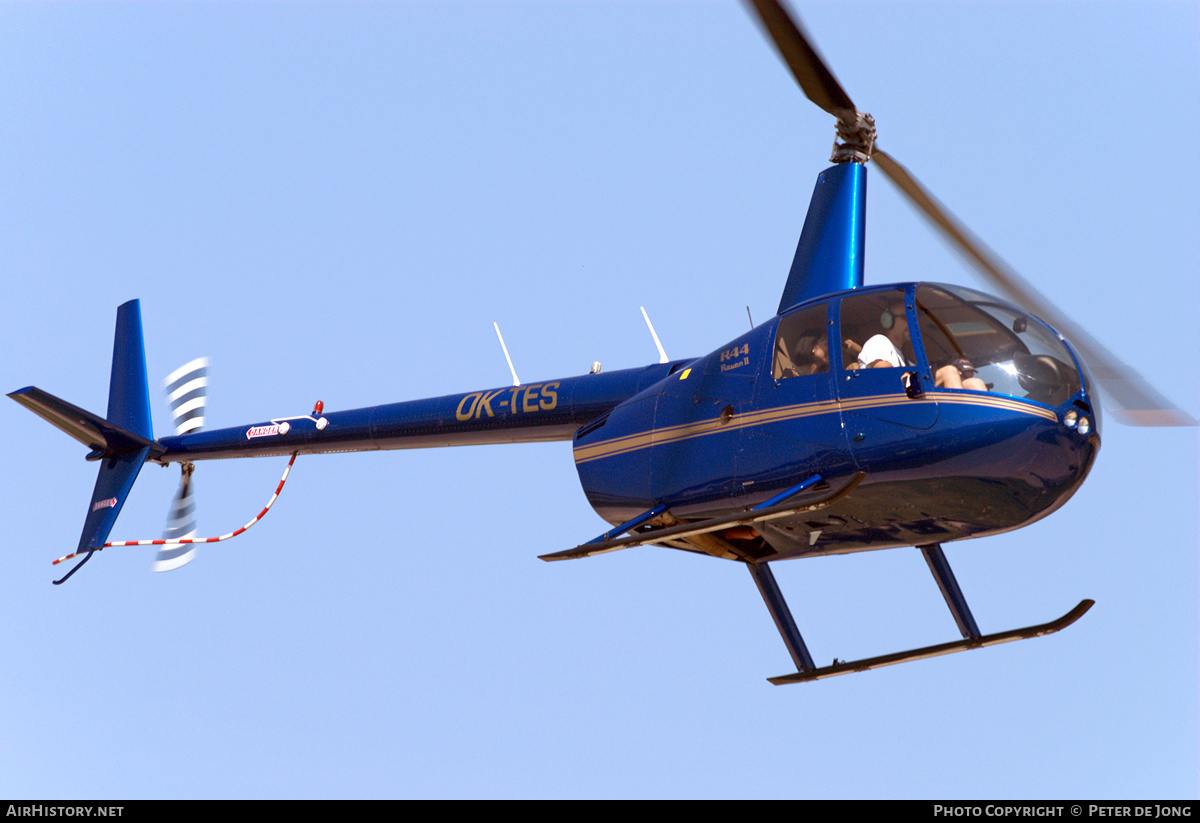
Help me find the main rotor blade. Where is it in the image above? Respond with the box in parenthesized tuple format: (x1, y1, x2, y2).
(743, 0, 1190, 425)
(872, 148, 1194, 427)
(744, 0, 856, 121)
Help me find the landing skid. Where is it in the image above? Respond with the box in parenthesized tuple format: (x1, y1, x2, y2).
(768, 599, 1093, 684)
(752, 541, 1093, 685)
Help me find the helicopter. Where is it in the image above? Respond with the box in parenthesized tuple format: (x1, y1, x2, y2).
(8, 0, 1194, 687)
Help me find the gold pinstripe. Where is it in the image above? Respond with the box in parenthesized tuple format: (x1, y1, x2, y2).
(573, 391, 1059, 465)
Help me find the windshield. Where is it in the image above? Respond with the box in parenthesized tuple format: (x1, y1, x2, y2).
(914, 284, 1082, 407)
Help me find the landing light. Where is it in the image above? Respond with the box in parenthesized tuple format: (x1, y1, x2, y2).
(1063, 410, 1078, 428)
(1077, 417, 1091, 436)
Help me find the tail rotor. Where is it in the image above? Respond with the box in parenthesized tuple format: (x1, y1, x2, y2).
(19, 306, 297, 582)
(164, 357, 209, 434)
(153, 461, 197, 572)
(155, 357, 209, 572)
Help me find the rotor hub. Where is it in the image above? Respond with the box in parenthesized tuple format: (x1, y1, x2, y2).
(831, 111, 876, 164)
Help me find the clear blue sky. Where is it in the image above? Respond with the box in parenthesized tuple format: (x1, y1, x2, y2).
(1, 1, 1196, 799)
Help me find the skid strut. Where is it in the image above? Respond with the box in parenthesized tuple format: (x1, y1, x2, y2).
(747, 562, 815, 673)
(754, 541, 1093, 684)
(920, 543, 980, 639)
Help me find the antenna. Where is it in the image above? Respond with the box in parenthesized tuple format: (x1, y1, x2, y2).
(746, 305, 755, 329)
(640, 306, 669, 364)
(494, 322, 520, 386)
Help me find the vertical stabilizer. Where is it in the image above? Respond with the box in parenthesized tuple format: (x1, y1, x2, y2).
(68, 301, 155, 572)
(107, 300, 153, 441)
(776, 162, 867, 315)
(75, 446, 152, 559)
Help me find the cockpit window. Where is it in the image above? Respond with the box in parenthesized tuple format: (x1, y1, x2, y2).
(915, 285, 1082, 405)
(773, 304, 830, 379)
(839, 289, 913, 370)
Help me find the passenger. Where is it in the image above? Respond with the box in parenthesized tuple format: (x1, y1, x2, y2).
(794, 333, 830, 375)
(935, 358, 988, 391)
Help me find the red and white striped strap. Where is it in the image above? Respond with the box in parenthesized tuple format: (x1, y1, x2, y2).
(52, 453, 298, 566)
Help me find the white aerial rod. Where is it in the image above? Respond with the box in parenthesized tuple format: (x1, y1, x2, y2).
(640, 306, 669, 365)
(494, 322, 521, 387)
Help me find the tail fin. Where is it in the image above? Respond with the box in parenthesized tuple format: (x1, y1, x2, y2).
(8, 300, 160, 581)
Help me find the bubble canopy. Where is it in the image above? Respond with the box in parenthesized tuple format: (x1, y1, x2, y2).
(772, 282, 1091, 423)
(911, 283, 1087, 409)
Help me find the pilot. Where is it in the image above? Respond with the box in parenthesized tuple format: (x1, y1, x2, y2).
(858, 303, 988, 390)
(858, 304, 911, 369)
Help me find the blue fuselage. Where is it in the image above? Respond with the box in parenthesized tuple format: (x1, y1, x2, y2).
(158, 282, 1100, 563)
(572, 283, 1100, 559)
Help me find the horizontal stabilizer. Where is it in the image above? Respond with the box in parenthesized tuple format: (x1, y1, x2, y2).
(9, 386, 161, 459)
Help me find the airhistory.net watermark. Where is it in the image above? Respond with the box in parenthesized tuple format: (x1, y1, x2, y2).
(6, 807, 123, 817)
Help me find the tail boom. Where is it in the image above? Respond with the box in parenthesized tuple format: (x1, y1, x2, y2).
(154, 362, 686, 462)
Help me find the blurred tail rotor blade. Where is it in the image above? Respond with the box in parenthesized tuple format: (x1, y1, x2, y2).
(153, 465, 197, 572)
(154, 357, 211, 571)
(872, 148, 1195, 427)
(164, 357, 209, 435)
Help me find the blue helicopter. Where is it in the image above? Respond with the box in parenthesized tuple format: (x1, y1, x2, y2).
(9, 0, 1194, 684)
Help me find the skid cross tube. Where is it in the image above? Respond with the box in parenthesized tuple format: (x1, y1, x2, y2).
(540, 472, 862, 562)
